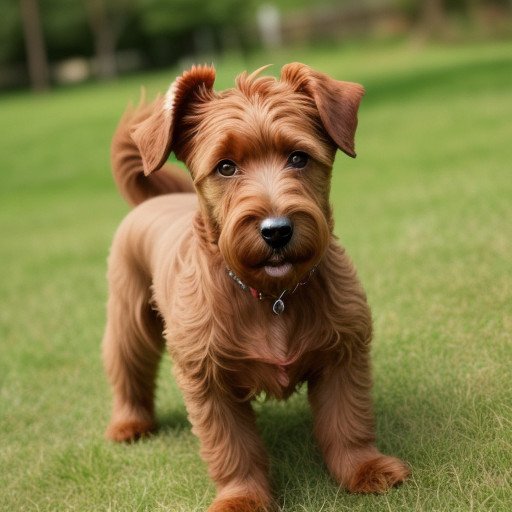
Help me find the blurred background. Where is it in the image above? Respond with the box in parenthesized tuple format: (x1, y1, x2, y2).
(3, 0, 512, 91)
(1, 2, 511, 511)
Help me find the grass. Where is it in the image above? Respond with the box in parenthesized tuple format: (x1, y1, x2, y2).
(1, 39, 511, 511)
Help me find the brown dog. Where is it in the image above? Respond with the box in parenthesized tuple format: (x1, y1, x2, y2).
(103, 63, 409, 511)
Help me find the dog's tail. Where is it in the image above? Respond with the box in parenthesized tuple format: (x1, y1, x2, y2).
(111, 97, 194, 206)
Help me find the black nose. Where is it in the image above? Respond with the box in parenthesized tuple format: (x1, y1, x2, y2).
(260, 217, 293, 249)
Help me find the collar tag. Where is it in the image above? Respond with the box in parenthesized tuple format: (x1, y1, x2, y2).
(226, 265, 317, 315)
(272, 298, 285, 315)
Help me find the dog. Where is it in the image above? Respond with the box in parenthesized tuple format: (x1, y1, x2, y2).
(103, 63, 409, 511)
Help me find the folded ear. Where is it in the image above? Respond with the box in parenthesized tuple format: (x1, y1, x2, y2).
(280, 63, 365, 158)
(131, 65, 216, 175)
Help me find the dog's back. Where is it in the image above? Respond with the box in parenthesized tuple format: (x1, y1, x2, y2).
(111, 99, 194, 206)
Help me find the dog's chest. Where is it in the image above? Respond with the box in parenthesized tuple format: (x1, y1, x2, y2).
(264, 321, 288, 363)
(232, 319, 307, 398)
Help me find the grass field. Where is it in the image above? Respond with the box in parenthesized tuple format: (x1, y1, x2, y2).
(1, 39, 511, 511)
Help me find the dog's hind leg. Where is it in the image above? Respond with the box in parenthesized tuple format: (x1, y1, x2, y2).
(103, 248, 165, 442)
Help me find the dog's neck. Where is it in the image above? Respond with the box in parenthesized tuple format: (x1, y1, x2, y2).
(226, 266, 317, 316)
(193, 211, 220, 251)
(193, 212, 319, 315)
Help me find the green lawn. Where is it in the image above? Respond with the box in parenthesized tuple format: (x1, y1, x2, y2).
(1, 39, 511, 511)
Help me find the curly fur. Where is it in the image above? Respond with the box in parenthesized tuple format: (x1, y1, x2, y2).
(103, 63, 409, 511)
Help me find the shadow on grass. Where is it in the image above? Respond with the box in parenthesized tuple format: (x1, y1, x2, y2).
(257, 392, 336, 507)
(148, 379, 504, 511)
(153, 385, 423, 507)
(157, 406, 190, 434)
(150, 376, 478, 509)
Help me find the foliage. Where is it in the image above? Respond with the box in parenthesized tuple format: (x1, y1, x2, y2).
(2, 0, 511, 88)
(0, 0, 253, 70)
(42, 0, 91, 59)
(0, 1, 22, 63)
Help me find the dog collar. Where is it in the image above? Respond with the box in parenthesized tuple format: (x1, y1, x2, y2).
(226, 266, 317, 315)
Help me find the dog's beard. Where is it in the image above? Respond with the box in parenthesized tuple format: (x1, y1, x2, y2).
(219, 209, 330, 296)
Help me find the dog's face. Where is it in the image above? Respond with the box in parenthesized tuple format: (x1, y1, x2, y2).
(132, 64, 364, 294)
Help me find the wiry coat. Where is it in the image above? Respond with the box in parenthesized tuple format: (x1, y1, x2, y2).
(103, 64, 409, 511)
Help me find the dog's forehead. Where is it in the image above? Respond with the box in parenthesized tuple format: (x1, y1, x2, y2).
(196, 82, 331, 162)
(221, 75, 304, 113)
(180, 74, 336, 178)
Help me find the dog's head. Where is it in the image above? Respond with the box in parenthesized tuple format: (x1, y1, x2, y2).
(132, 64, 364, 294)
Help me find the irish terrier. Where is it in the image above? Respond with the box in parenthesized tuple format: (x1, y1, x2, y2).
(103, 63, 409, 511)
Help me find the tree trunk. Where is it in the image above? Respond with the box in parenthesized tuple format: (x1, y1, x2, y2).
(19, 0, 50, 91)
(86, 0, 118, 79)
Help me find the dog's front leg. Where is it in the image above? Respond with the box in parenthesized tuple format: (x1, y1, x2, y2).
(308, 345, 409, 493)
(177, 371, 271, 512)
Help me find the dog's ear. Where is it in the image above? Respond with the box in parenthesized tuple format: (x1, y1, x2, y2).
(131, 65, 216, 175)
(280, 63, 364, 158)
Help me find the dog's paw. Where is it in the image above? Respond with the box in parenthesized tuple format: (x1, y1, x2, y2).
(105, 418, 155, 442)
(208, 495, 270, 512)
(347, 455, 410, 493)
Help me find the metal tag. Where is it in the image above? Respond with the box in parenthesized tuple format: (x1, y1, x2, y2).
(272, 298, 285, 315)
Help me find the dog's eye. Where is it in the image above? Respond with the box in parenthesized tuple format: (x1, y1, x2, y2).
(216, 160, 238, 177)
(287, 151, 309, 169)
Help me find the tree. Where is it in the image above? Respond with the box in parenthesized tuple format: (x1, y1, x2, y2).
(85, 0, 118, 78)
(19, 0, 49, 91)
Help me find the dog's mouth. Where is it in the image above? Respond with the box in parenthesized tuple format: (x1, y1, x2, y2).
(257, 253, 294, 278)
(264, 261, 293, 278)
